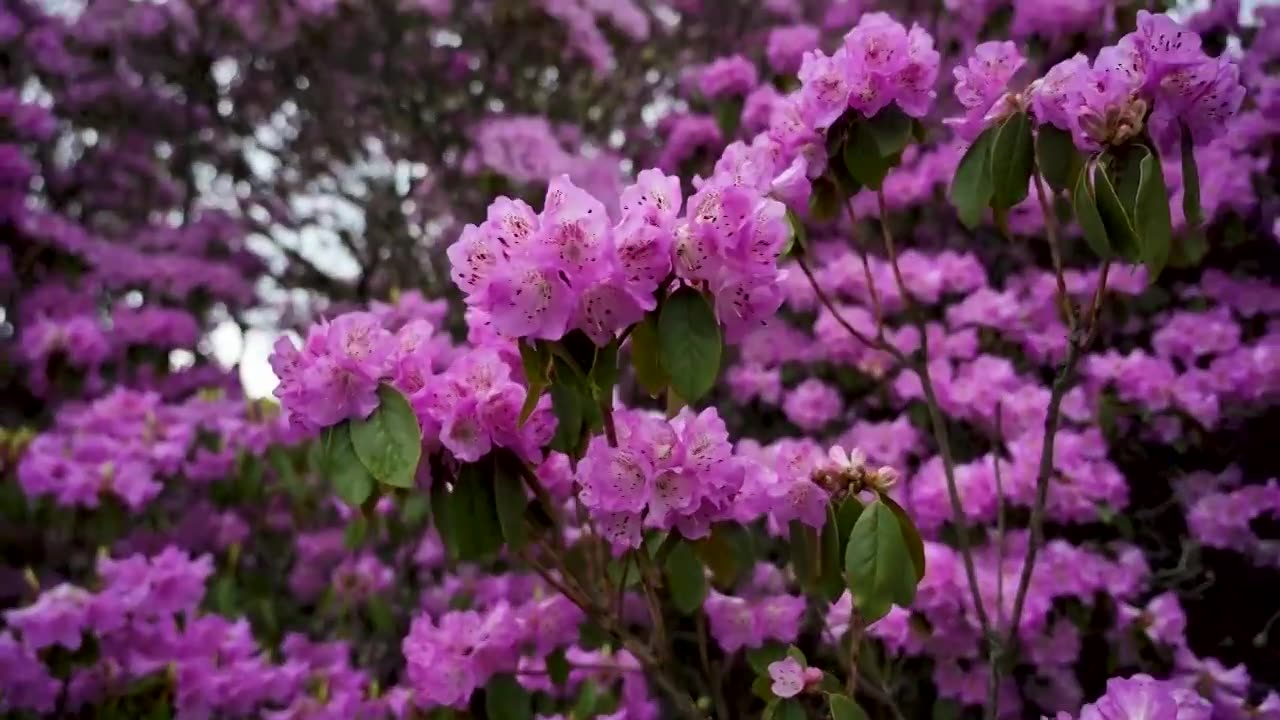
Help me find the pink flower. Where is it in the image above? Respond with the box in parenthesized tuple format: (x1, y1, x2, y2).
(768, 657, 805, 698)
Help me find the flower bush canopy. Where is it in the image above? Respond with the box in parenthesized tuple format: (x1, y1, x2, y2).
(2, 0, 1279, 719)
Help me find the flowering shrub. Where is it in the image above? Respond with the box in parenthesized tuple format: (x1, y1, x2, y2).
(2, 1, 1279, 720)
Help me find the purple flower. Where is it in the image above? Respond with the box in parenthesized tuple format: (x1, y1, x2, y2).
(947, 41, 1026, 141)
(767, 24, 821, 75)
(697, 55, 759, 99)
(768, 657, 805, 698)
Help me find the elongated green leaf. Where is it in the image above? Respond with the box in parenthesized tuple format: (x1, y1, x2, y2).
(548, 369, 584, 455)
(695, 524, 750, 589)
(1168, 229, 1208, 269)
(819, 503, 846, 601)
(836, 495, 865, 541)
(882, 495, 926, 582)
(664, 541, 708, 615)
(1035, 125, 1083, 192)
(950, 125, 997, 228)
(657, 287, 722, 404)
(590, 340, 619, 399)
(518, 340, 549, 424)
(629, 314, 668, 398)
(434, 465, 503, 561)
(747, 644, 788, 674)
(843, 123, 896, 190)
(809, 176, 841, 222)
(829, 694, 871, 720)
(775, 699, 807, 720)
(350, 384, 421, 488)
(790, 520, 821, 592)
(845, 500, 916, 622)
(1180, 122, 1202, 228)
(485, 675, 532, 720)
(783, 208, 807, 257)
(1074, 161, 1113, 260)
(990, 111, 1034, 210)
(493, 462, 528, 552)
(1094, 162, 1141, 261)
(1134, 146, 1173, 281)
(323, 424, 374, 506)
(866, 106, 914, 158)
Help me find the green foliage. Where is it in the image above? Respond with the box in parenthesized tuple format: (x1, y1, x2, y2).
(493, 461, 529, 552)
(990, 111, 1035, 211)
(432, 463, 503, 561)
(630, 314, 669, 398)
(1074, 161, 1114, 260)
(1180, 122, 1203, 228)
(829, 694, 871, 720)
(1036, 125, 1083, 192)
(485, 675, 533, 720)
(322, 423, 374, 506)
(349, 384, 421, 488)
(663, 540, 708, 615)
(845, 500, 918, 622)
(658, 287, 722, 404)
(950, 125, 998, 228)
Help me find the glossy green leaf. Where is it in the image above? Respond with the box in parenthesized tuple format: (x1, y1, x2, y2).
(1168, 229, 1208, 269)
(493, 462, 528, 552)
(629, 314, 668, 398)
(1035, 124, 1083, 192)
(590, 340, 619, 398)
(829, 694, 871, 720)
(548, 370, 584, 455)
(753, 675, 775, 702)
(1180, 122, 1202, 228)
(865, 105, 914, 158)
(657, 287, 722, 404)
(783, 207, 807, 257)
(663, 540, 708, 615)
(990, 111, 1035, 210)
(1074, 161, 1113, 260)
(845, 500, 917, 622)
(1094, 161, 1141, 261)
(809, 175, 842, 222)
(323, 424, 374, 507)
(1134, 146, 1173, 281)
(843, 123, 897, 190)
(882, 494, 926, 582)
(819, 503, 846, 601)
(950, 125, 997, 228)
(517, 340, 549, 424)
(746, 644, 788, 674)
(485, 675, 532, 720)
(836, 495, 865, 541)
(775, 699, 806, 720)
(433, 465, 503, 561)
(790, 520, 821, 592)
(546, 648, 570, 686)
(350, 384, 421, 488)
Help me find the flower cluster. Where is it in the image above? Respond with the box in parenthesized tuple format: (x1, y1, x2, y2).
(793, 12, 940, 130)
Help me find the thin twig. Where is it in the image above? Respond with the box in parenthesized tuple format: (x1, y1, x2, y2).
(1032, 165, 1077, 330)
(697, 613, 728, 720)
(844, 197, 886, 334)
(845, 609, 866, 696)
(989, 403, 1008, 719)
(875, 191, 994, 639)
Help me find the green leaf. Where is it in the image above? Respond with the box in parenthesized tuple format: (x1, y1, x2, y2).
(829, 694, 871, 720)
(657, 287, 722, 404)
(344, 514, 368, 549)
(882, 495, 926, 582)
(1035, 125, 1083, 192)
(1179, 122, 1202, 228)
(546, 648, 570, 686)
(950, 125, 997, 228)
(433, 465, 503, 561)
(548, 372, 584, 455)
(629, 314, 668, 398)
(1094, 161, 1141, 261)
(783, 208, 807, 257)
(809, 176, 841, 222)
(836, 496, 865, 541)
(485, 675, 532, 720)
(1133, 146, 1173, 281)
(1168, 229, 1208, 269)
(843, 123, 897, 190)
(990, 111, 1034, 210)
(1074, 160, 1114, 260)
(350, 384, 422, 488)
(323, 424, 374, 507)
(518, 340, 549, 424)
(786, 645, 807, 665)
(845, 500, 916, 623)
(819, 503, 846, 601)
(664, 540, 708, 615)
(775, 699, 807, 720)
(695, 524, 750, 589)
(746, 644, 788, 674)
(590, 340, 619, 398)
(753, 675, 775, 702)
(790, 520, 821, 592)
(493, 462, 528, 552)
(865, 105, 914, 158)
